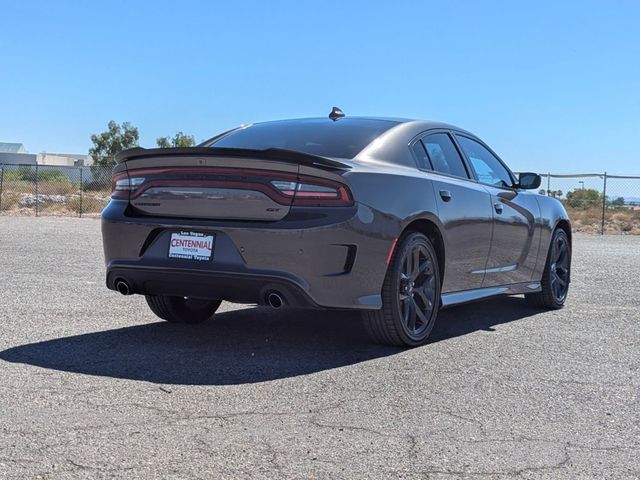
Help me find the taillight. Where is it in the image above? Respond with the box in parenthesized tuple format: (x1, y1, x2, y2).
(111, 174, 145, 199)
(111, 168, 353, 207)
(270, 177, 353, 206)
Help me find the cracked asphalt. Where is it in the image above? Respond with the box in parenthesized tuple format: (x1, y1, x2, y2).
(0, 216, 639, 479)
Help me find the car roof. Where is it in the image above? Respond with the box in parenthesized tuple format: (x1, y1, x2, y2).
(350, 118, 477, 167)
(252, 116, 411, 125)
(249, 116, 463, 129)
(248, 116, 474, 137)
(204, 116, 478, 167)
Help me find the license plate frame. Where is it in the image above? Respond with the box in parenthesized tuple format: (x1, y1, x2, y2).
(168, 231, 215, 261)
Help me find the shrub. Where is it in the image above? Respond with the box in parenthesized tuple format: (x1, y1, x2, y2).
(2, 167, 69, 183)
(40, 180, 78, 196)
(565, 188, 602, 209)
(0, 192, 20, 211)
(39, 170, 69, 182)
(68, 195, 108, 214)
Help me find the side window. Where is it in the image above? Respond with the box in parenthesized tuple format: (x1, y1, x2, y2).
(422, 133, 469, 179)
(411, 141, 432, 170)
(455, 135, 513, 188)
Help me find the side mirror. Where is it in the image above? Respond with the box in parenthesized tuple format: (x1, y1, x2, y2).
(518, 172, 541, 190)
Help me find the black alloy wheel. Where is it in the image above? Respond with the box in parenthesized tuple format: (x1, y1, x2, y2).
(549, 232, 570, 302)
(398, 240, 438, 337)
(364, 232, 441, 347)
(526, 228, 571, 309)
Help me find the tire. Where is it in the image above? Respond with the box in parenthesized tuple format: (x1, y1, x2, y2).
(525, 228, 571, 309)
(145, 295, 222, 324)
(363, 232, 441, 347)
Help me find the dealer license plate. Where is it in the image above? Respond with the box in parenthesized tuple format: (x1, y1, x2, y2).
(168, 231, 214, 261)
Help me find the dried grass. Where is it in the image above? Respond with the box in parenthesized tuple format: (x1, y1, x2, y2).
(565, 206, 640, 234)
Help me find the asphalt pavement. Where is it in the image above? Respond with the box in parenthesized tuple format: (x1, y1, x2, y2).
(0, 216, 638, 479)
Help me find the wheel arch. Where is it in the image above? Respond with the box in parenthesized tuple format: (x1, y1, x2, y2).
(401, 218, 446, 286)
(554, 219, 572, 245)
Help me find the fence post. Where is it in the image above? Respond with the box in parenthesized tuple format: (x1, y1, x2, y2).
(601, 172, 607, 235)
(79, 167, 83, 218)
(0, 167, 3, 213)
(547, 172, 551, 194)
(35, 163, 39, 217)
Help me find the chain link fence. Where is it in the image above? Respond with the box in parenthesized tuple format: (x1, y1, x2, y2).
(523, 173, 640, 234)
(1, 164, 639, 234)
(0, 164, 112, 217)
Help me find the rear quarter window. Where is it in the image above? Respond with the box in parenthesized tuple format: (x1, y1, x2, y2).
(411, 141, 432, 170)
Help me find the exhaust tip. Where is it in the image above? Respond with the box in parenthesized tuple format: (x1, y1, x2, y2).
(115, 279, 131, 296)
(267, 292, 284, 309)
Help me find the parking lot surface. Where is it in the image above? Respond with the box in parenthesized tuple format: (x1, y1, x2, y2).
(0, 216, 639, 479)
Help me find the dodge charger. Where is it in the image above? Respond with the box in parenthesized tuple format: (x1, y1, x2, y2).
(101, 108, 571, 347)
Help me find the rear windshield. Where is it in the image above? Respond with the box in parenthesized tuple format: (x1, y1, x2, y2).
(207, 118, 399, 159)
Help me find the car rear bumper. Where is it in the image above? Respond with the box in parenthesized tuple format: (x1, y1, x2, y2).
(106, 265, 319, 308)
(101, 200, 399, 310)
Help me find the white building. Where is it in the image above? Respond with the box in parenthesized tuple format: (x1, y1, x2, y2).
(37, 152, 93, 167)
(0, 142, 27, 154)
(0, 142, 93, 167)
(0, 142, 37, 165)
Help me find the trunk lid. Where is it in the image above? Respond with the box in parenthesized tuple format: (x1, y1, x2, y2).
(113, 147, 352, 221)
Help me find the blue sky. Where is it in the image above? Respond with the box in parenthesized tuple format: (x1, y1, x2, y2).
(1, 0, 639, 174)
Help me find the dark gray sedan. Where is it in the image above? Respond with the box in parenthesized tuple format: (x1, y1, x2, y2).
(102, 109, 571, 347)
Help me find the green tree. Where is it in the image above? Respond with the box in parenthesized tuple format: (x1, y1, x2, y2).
(565, 188, 603, 209)
(89, 121, 139, 167)
(156, 132, 196, 148)
(88, 121, 139, 189)
(611, 196, 625, 207)
(545, 189, 563, 199)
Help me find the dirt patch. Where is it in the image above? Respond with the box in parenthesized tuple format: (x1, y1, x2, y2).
(565, 206, 640, 234)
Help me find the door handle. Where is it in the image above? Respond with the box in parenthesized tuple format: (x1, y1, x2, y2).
(494, 202, 503, 214)
(439, 190, 452, 202)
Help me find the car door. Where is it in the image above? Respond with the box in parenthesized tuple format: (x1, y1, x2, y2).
(454, 134, 540, 286)
(412, 132, 493, 293)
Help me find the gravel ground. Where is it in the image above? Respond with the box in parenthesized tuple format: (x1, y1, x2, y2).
(0, 216, 639, 479)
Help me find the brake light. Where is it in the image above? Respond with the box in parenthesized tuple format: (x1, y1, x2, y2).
(111, 168, 353, 207)
(270, 178, 353, 206)
(111, 174, 145, 199)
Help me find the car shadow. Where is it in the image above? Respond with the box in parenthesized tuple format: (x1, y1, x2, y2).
(0, 297, 541, 385)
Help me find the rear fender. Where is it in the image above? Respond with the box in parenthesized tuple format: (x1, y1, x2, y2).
(533, 196, 571, 281)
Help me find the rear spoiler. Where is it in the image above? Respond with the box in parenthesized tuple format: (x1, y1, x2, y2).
(114, 147, 352, 170)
